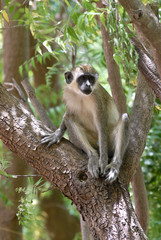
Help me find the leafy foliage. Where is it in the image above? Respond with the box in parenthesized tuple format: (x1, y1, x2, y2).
(1, 0, 161, 239)
(0, 148, 13, 207)
(16, 177, 50, 240)
(142, 109, 161, 240)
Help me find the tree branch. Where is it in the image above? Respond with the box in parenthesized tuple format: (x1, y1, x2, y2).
(127, 30, 161, 102)
(122, 71, 154, 183)
(118, 0, 161, 80)
(0, 84, 148, 239)
(96, 1, 127, 115)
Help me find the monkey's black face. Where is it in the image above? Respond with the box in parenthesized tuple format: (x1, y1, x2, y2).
(77, 74, 95, 95)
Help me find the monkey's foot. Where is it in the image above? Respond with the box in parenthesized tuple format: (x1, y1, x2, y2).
(41, 128, 63, 147)
(88, 156, 99, 178)
(99, 157, 108, 176)
(105, 163, 119, 183)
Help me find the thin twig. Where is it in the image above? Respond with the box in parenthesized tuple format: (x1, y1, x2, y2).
(4, 78, 33, 113)
(7, 174, 42, 178)
(0, 25, 26, 30)
(72, 43, 77, 68)
(21, 78, 55, 131)
(5, 78, 26, 102)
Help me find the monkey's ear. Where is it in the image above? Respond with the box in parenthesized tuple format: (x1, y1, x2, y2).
(65, 72, 73, 84)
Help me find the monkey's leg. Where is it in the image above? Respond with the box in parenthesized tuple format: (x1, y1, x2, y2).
(105, 113, 129, 183)
(65, 119, 99, 178)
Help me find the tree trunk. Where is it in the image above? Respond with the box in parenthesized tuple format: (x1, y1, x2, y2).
(0, 84, 148, 239)
(40, 189, 80, 240)
(0, 1, 29, 239)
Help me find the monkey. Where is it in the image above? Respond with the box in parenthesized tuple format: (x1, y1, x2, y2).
(41, 64, 129, 183)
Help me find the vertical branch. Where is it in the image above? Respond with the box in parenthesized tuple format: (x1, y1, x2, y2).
(131, 164, 149, 233)
(72, 43, 77, 68)
(120, 71, 154, 233)
(96, 2, 127, 115)
(118, 0, 161, 79)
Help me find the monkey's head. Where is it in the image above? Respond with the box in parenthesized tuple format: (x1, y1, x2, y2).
(64, 64, 99, 95)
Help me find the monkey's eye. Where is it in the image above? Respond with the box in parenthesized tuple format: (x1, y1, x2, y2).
(77, 75, 95, 85)
(65, 72, 73, 84)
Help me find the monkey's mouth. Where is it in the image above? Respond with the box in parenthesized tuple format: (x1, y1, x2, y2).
(82, 89, 92, 95)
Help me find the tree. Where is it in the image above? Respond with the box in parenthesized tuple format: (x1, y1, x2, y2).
(0, 1, 30, 239)
(0, 0, 160, 239)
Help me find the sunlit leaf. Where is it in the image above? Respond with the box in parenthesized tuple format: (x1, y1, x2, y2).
(2, 10, 9, 24)
(32, 12, 43, 18)
(64, 0, 71, 8)
(43, 40, 53, 53)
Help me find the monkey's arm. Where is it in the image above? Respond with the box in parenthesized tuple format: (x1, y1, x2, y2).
(41, 113, 67, 147)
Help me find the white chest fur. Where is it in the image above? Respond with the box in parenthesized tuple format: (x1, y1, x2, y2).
(63, 86, 97, 132)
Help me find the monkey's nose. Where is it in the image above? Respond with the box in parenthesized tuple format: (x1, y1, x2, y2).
(86, 80, 91, 88)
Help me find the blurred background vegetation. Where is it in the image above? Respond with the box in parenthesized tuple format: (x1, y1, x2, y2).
(0, 0, 160, 239)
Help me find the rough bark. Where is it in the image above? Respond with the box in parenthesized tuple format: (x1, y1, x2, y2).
(0, 84, 148, 239)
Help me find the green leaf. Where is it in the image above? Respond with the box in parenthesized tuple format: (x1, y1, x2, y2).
(36, 55, 43, 65)
(24, 61, 29, 73)
(8, 6, 14, 14)
(19, 65, 23, 77)
(64, 0, 71, 8)
(100, 12, 106, 29)
(82, 0, 94, 10)
(113, 53, 122, 65)
(31, 58, 36, 70)
(67, 26, 79, 41)
(43, 40, 53, 53)
(2, 10, 9, 24)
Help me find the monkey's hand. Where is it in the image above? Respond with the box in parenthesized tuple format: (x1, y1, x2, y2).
(41, 128, 63, 147)
(88, 154, 99, 178)
(105, 162, 119, 183)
